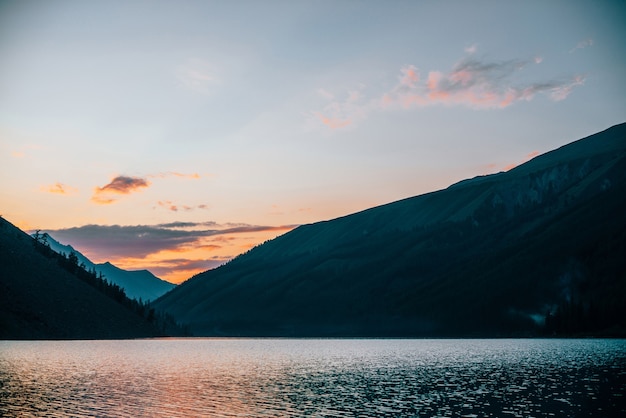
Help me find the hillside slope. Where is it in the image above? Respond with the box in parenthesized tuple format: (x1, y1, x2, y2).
(0, 218, 165, 339)
(155, 123, 626, 337)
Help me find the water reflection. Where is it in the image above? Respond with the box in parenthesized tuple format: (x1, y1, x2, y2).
(1, 339, 625, 417)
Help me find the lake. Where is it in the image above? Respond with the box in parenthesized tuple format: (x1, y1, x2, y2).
(1, 339, 625, 417)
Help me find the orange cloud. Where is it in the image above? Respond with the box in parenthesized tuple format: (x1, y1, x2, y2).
(198, 244, 222, 251)
(150, 172, 201, 179)
(90, 196, 117, 205)
(92, 175, 150, 204)
(96, 175, 149, 194)
(11, 144, 41, 159)
(41, 182, 78, 195)
(46, 222, 299, 283)
(157, 201, 210, 212)
(158, 200, 179, 212)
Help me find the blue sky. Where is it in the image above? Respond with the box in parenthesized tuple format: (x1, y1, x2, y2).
(1, 0, 625, 282)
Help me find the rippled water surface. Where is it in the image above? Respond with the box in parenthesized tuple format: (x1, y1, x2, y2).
(1, 339, 625, 417)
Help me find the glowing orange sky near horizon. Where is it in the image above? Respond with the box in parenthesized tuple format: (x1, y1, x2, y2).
(94, 228, 296, 284)
(2, 1, 625, 286)
(7, 148, 559, 285)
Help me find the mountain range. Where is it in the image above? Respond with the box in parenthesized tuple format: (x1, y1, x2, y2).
(0, 217, 179, 339)
(41, 234, 174, 302)
(154, 123, 626, 337)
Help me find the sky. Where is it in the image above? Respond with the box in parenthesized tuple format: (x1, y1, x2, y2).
(1, 0, 625, 284)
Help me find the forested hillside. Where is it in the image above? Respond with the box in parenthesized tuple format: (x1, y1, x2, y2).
(0, 217, 186, 339)
(155, 123, 626, 337)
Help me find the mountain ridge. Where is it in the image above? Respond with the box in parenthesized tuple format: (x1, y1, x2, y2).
(41, 234, 175, 301)
(154, 122, 626, 337)
(0, 217, 172, 339)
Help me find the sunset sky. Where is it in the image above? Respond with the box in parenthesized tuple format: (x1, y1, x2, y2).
(1, 0, 625, 283)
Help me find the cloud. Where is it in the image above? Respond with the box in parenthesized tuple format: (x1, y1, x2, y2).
(150, 172, 201, 180)
(41, 182, 78, 195)
(44, 222, 298, 260)
(317, 88, 335, 100)
(399, 65, 420, 88)
(91, 175, 150, 204)
(91, 196, 117, 205)
(11, 144, 41, 159)
(147, 258, 227, 278)
(464, 44, 478, 54)
(385, 57, 585, 109)
(570, 39, 593, 53)
(157, 221, 218, 229)
(156, 201, 210, 212)
(311, 85, 368, 130)
(313, 112, 353, 129)
(96, 175, 149, 194)
(548, 75, 585, 101)
(311, 49, 586, 129)
(158, 200, 179, 212)
(177, 59, 219, 95)
(91, 172, 200, 205)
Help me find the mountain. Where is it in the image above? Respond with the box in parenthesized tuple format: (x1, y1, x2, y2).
(154, 123, 626, 337)
(42, 235, 175, 302)
(0, 217, 172, 339)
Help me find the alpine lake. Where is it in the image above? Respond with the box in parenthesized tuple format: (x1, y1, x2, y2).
(1, 338, 625, 417)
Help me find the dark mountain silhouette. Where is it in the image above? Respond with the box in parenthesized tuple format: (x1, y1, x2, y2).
(154, 123, 626, 337)
(41, 234, 175, 302)
(0, 217, 184, 339)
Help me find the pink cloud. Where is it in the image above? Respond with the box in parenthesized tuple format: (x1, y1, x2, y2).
(310, 84, 369, 130)
(399, 65, 420, 87)
(312, 50, 586, 130)
(314, 112, 352, 129)
(383, 57, 585, 110)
